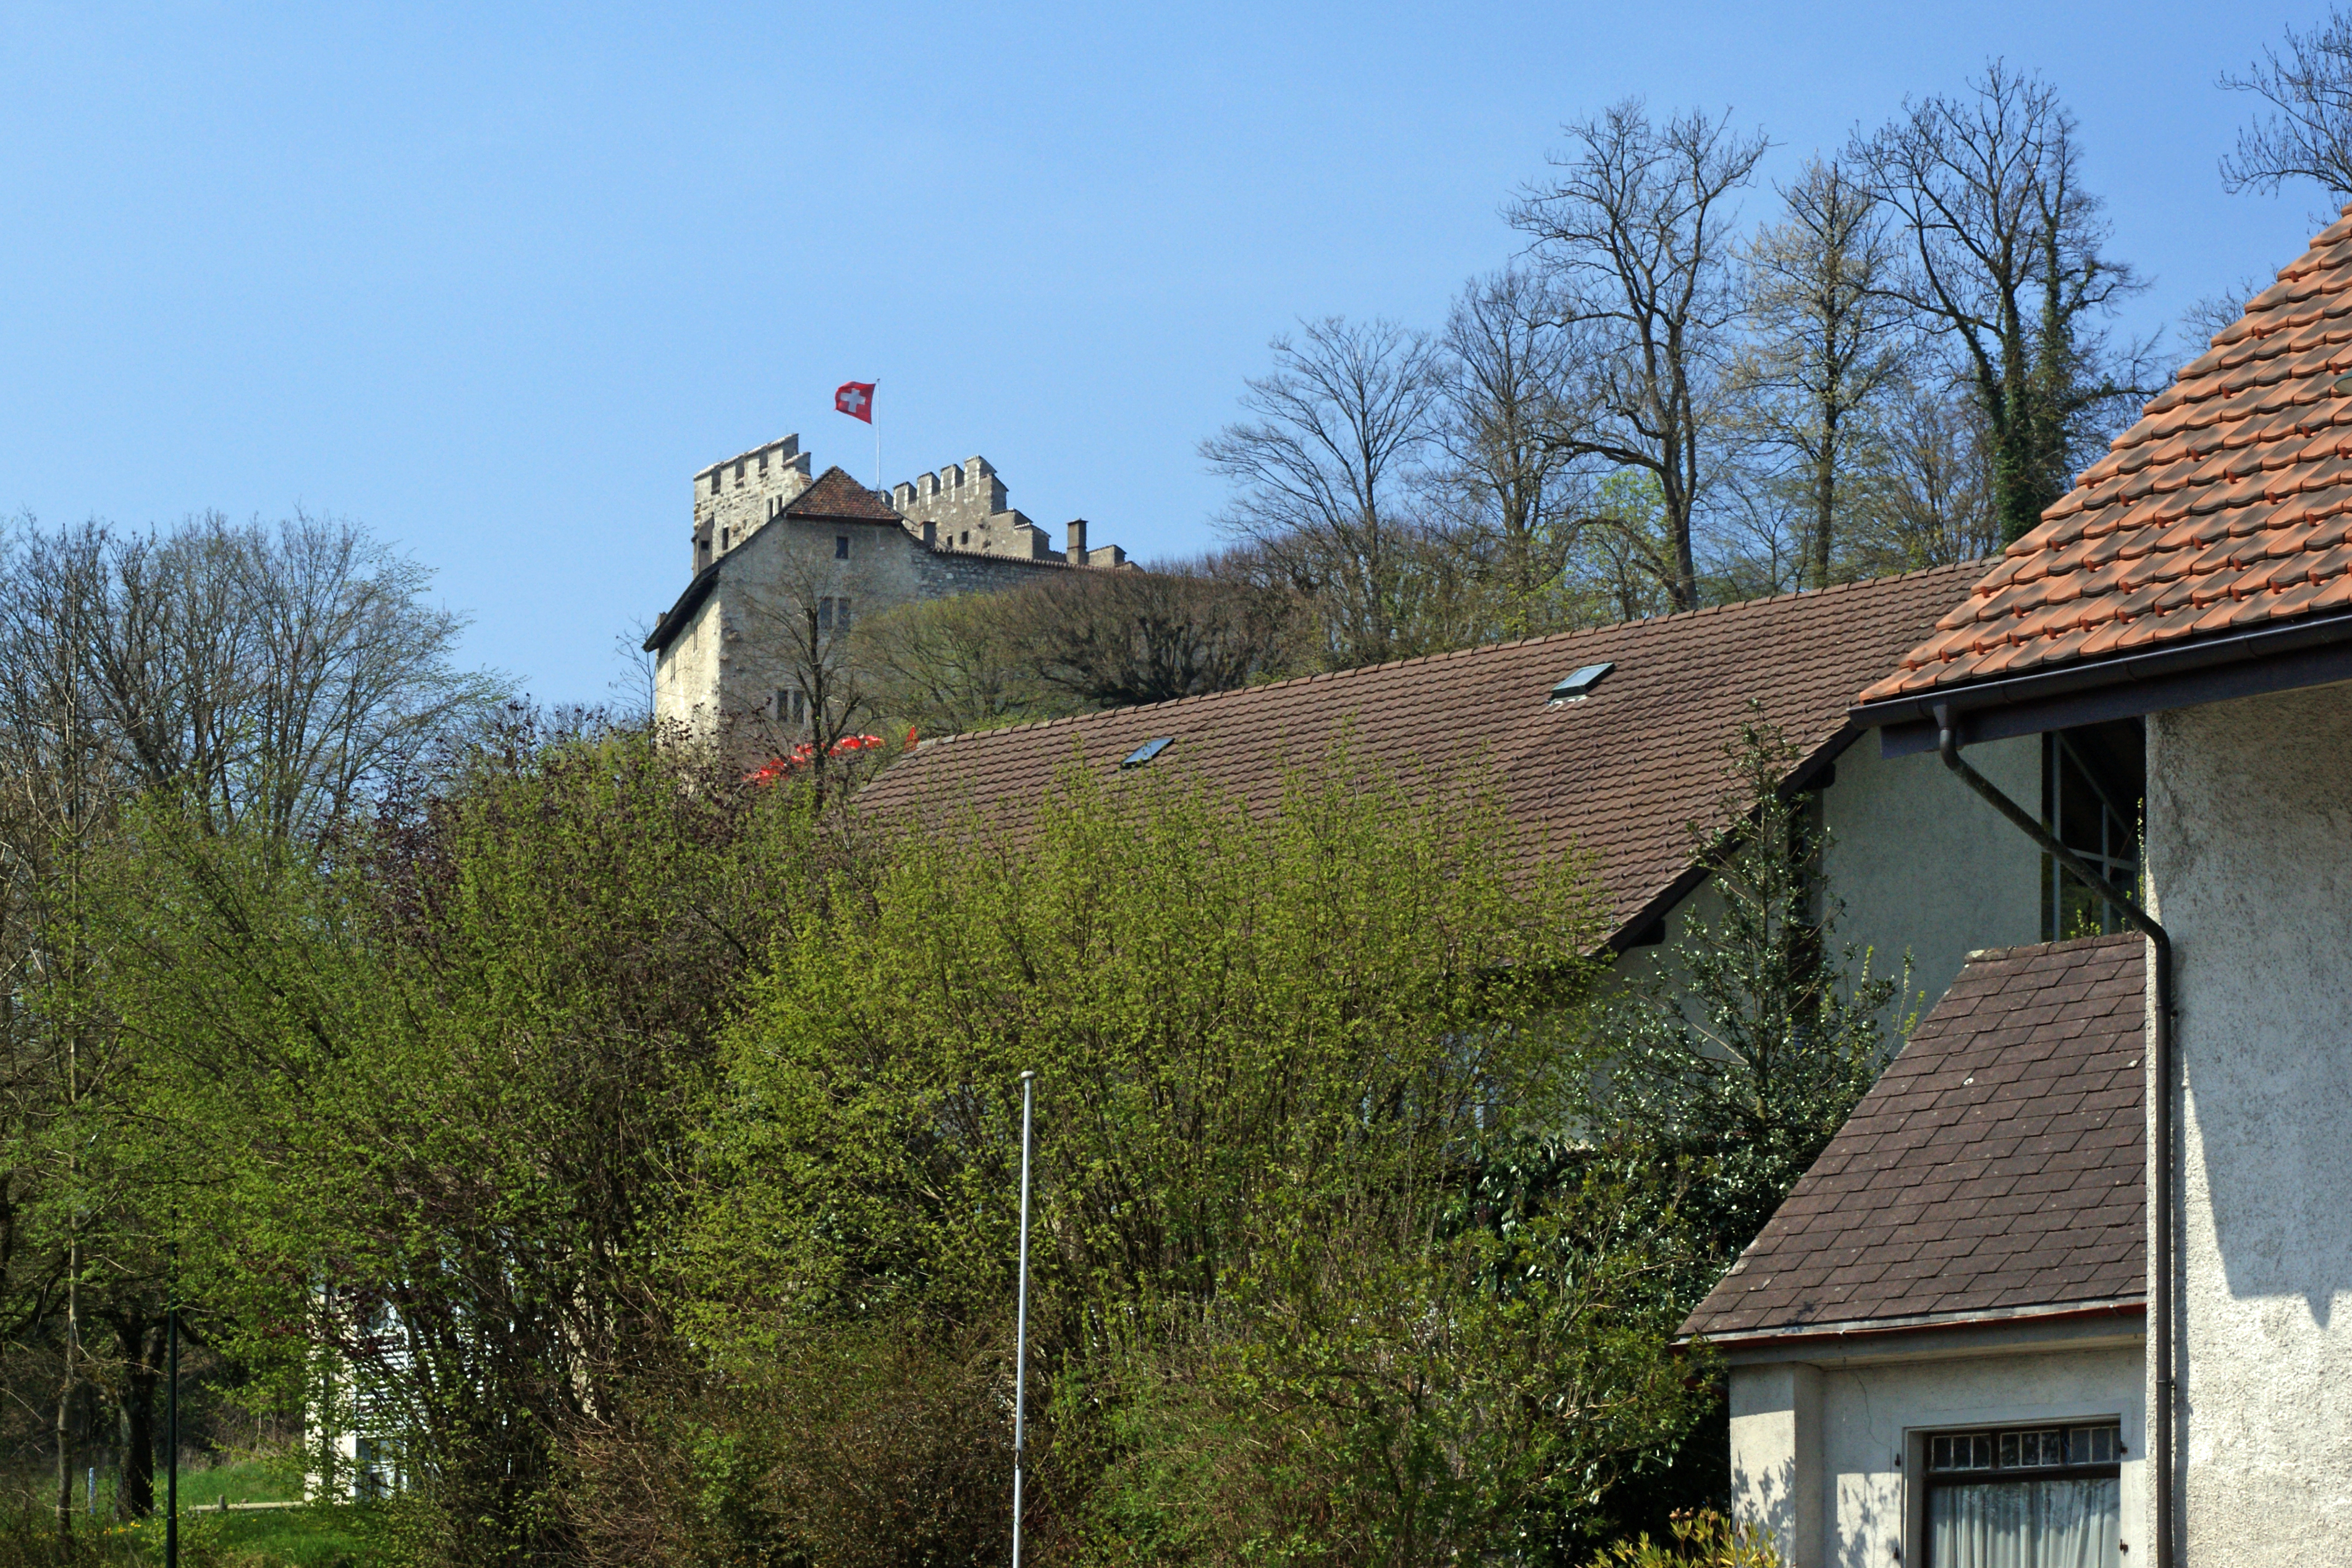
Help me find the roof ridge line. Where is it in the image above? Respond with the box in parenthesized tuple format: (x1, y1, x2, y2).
(917, 562, 1996, 739)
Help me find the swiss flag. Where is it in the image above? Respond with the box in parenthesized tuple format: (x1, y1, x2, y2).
(835, 381, 875, 423)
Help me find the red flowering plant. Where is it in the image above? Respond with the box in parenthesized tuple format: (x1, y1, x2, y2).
(744, 733, 888, 786)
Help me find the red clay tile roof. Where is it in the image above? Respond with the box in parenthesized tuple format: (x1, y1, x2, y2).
(858, 565, 1978, 937)
(783, 465, 903, 522)
(1863, 206, 2352, 704)
(1681, 935, 2146, 1342)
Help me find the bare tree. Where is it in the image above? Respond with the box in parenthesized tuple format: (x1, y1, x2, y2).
(2222, 9, 2352, 198)
(1200, 317, 1444, 668)
(734, 552, 889, 798)
(854, 592, 1053, 740)
(1510, 101, 1769, 611)
(1846, 379, 1999, 572)
(1013, 567, 1300, 710)
(2178, 274, 2270, 351)
(1856, 62, 2147, 544)
(1430, 269, 1583, 633)
(11, 514, 503, 840)
(1736, 156, 1908, 589)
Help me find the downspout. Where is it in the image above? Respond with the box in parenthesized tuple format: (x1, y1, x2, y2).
(1933, 703, 2175, 1568)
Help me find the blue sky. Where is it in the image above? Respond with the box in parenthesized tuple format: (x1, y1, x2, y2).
(0, 1, 2336, 702)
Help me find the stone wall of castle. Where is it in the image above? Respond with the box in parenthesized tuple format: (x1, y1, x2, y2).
(692, 435, 814, 573)
(655, 511, 1076, 742)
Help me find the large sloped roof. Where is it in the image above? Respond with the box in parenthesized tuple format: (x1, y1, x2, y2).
(1863, 206, 2352, 705)
(1681, 935, 2146, 1344)
(858, 564, 1977, 938)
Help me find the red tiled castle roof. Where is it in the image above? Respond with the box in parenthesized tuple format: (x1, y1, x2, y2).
(783, 465, 903, 522)
(1863, 206, 2352, 704)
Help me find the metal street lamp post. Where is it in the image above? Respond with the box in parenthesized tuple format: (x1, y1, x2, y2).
(1010, 1071, 1035, 1568)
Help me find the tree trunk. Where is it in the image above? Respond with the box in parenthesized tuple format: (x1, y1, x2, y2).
(54, 1368, 74, 1549)
(1813, 423, 1839, 591)
(57, 1240, 77, 1549)
(116, 1315, 162, 1518)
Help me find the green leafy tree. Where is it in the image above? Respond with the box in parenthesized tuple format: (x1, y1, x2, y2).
(1595, 716, 1908, 1266)
(681, 752, 1708, 1567)
(93, 715, 803, 1565)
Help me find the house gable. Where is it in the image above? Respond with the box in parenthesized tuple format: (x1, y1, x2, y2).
(1858, 204, 2352, 747)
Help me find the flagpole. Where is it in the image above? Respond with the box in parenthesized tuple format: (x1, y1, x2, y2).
(1011, 1070, 1035, 1568)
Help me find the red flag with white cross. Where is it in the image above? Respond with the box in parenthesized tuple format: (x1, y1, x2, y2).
(835, 381, 875, 423)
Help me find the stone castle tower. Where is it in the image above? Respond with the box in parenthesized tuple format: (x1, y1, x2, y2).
(647, 434, 1129, 737)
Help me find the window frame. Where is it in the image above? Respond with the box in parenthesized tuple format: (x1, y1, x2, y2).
(1918, 1420, 2123, 1568)
(2040, 722, 2144, 940)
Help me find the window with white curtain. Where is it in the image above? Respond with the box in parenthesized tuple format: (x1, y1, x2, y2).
(1924, 1424, 2122, 1567)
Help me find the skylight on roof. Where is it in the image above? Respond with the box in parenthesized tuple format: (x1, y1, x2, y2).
(1548, 662, 1615, 705)
(1121, 737, 1176, 769)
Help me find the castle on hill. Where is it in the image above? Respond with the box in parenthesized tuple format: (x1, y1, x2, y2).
(644, 435, 1128, 738)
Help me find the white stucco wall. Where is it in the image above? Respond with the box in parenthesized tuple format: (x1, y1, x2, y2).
(2148, 681, 2352, 1565)
(651, 589, 723, 736)
(1730, 1336, 2147, 1568)
(1612, 733, 2043, 1023)
(1821, 733, 2044, 1021)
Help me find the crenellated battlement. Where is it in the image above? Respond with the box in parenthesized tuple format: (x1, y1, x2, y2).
(890, 455, 1060, 561)
(691, 435, 814, 573)
(654, 434, 1139, 735)
(676, 440, 1129, 581)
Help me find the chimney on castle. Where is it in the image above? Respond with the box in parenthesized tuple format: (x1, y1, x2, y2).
(1065, 518, 1089, 566)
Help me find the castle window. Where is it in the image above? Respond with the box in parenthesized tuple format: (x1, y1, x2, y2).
(836, 535, 850, 559)
(777, 689, 806, 726)
(817, 597, 851, 633)
(720, 528, 729, 550)
(758, 452, 768, 473)
(734, 460, 745, 487)
(961, 531, 971, 547)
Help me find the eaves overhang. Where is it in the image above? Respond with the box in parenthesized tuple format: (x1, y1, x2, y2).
(1682, 1297, 2146, 1356)
(1686, 1300, 2147, 1373)
(1853, 610, 2352, 758)
(1599, 721, 1858, 957)
(643, 560, 722, 654)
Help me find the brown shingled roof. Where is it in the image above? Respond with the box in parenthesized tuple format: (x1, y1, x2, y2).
(859, 565, 1978, 937)
(1680, 935, 2146, 1343)
(1863, 206, 2352, 704)
(783, 465, 903, 522)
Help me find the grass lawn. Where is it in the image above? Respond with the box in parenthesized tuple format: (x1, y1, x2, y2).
(8, 1456, 383, 1567)
(117, 1503, 381, 1567)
